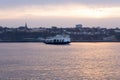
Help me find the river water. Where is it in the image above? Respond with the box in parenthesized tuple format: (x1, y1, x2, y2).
(0, 43, 120, 80)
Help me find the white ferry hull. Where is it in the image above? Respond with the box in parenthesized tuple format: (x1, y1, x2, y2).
(44, 34, 71, 45)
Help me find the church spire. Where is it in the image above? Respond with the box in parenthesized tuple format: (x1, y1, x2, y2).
(25, 22, 28, 28)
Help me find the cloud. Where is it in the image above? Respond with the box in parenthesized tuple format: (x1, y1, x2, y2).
(0, 4, 120, 20)
(0, 0, 120, 9)
(0, 0, 120, 28)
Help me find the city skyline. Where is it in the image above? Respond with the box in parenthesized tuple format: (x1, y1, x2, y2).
(0, 0, 120, 28)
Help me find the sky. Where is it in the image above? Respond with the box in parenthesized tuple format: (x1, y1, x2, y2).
(0, 0, 120, 28)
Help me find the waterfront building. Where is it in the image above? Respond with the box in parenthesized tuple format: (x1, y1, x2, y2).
(75, 24, 83, 29)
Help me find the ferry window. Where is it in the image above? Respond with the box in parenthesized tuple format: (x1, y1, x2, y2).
(54, 39, 56, 42)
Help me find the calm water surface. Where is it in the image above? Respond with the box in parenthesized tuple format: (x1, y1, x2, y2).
(0, 43, 120, 80)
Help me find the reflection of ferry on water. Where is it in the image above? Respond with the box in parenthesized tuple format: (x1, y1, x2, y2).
(44, 34, 71, 44)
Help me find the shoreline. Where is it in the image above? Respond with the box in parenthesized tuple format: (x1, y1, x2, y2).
(0, 41, 119, 43)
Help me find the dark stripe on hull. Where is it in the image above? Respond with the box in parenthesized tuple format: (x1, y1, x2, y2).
(44, 42, 70, 44)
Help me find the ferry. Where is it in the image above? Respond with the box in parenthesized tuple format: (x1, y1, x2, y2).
(44, 34, 71, 44)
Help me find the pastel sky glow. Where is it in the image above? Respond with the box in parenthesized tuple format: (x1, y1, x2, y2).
(0, 0, 120, 28)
